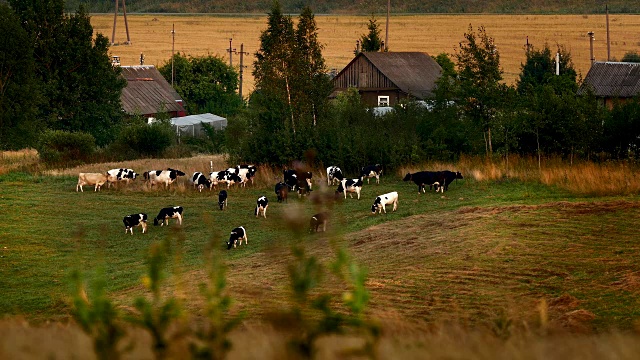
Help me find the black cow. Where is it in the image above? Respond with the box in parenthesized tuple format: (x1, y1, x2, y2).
(435, 170, 464, 192)
(255, 196, 269, 218)
(123, 213, 147, 235)
(309, 212, 329, 233)
(361, 164, 383, 184)
(153, 206, 184, 226)
(227, 226, 247, 250)
(191, 172, 212, 192)
(403, 171, 441, 193)
(218, 190, 228, 210)
(275, 182, 288, 203)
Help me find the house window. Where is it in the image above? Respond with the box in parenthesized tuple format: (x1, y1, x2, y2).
(378, 96, 390, 107)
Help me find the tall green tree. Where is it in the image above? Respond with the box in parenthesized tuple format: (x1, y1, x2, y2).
(0, 4, 41, 149)
(10, 0, 126, 146)
(159, 53, 244, 117)
(359, 15, 383, 52)
(517, 44, 578, 95)
(454, 25, 504, 155)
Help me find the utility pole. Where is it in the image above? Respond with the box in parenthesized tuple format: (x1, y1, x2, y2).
(227, 38, 236, 67)
(238, 43, 249, 99)
(385, 0, 390, 51)
(606, 4, 611, 61)
(588, 31, 595, 64)
(525, 36, 531, 55)
(171, 24, 175, 86)
(111, 0, 131, 45)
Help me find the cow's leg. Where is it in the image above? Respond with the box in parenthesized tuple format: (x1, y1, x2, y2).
(177, 213, 183, 225)
(382, 204, 386, 214)
(322, 221, 326, 232)
(376, 175, 380, 184)
(263, 205, 268, 218)
(393, 199, 398, 211)
(244, 234, 248, 245)
(142, 222, 147, 233)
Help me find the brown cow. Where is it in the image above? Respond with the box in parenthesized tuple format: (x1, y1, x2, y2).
(77, 173, 108, 192)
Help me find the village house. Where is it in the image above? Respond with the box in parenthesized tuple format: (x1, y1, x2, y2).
(119, 65, 186, 120)
(579, 61, 640, 109)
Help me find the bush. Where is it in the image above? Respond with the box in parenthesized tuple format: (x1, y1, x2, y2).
(114, 120, 175, 158)
(37, 130, 96, 166)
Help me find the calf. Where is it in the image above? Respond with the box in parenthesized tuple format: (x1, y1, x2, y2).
(107, 168, 138, 188)
(123, 213, 148, 235)
(361, 164, 382, 184)
(144, 168, 186, 189)
(255, 196, 269, 218)
(191, 172, 212, 192)
(336, 177, 363, 199)
(153, 206, 184, 226)
(218, 190, 228, 210)
(403, 171, 440, 193)
(326, 166, 344, 186)
(309, 212, 329, 233)
(275, 182, 288, 203)
(227, 226, 248, 250)
(77, 173, 108, 192)
(371, 191, 399, 214)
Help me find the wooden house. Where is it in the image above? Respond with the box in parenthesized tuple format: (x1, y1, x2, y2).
(579, 61, 640, 109)
(331, 52, 442, 107)
(120, 65, 186, 119)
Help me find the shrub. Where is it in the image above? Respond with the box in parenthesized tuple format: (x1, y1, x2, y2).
(37, 130, 96, 166)
(114, 120, 175, 158)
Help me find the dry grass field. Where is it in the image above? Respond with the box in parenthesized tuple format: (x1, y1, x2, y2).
(91, 14, 640, 92)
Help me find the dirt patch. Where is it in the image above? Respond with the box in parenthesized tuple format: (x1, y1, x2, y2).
(456, 200, 640, 216)
(611, 271, 640, 293)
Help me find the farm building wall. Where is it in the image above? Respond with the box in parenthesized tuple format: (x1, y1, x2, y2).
(333, 55, 398, 91)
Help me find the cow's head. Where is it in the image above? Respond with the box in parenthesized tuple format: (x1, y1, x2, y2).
(371, 197, 382, 213)
(153, 217, 160, 226)
(402, 173, 412, 181)
(456, 171, 464, 179)
(227, 239, 234, 250)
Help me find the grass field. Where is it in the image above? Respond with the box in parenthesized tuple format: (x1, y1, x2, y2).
(91, 13, 640, 92)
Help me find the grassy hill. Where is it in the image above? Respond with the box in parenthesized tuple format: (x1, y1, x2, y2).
(67, 0, 637, 14)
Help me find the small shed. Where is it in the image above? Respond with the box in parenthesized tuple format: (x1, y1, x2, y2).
(170, 113, 227, 138)
(579, 61, 640, 109)
(331, 52, 442, 107)
(120, 65, 186, 119)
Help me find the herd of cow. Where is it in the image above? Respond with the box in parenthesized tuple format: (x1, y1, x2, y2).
(75, 163, 463, 249)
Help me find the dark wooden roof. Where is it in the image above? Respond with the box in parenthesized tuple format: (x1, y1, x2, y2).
(579, 61, 640, 98)
(120, 66, 185, 116)
(333, 52, 442, 99)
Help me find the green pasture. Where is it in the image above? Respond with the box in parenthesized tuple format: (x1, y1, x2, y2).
(1, 172, 639, 330)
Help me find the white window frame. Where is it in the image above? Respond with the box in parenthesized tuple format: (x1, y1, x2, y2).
(378, 96, 390, 107)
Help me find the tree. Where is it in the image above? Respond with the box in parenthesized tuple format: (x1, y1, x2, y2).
(621, 51, 640, 63)
(517, 44, 578, 95)
(454, 25, 504, 156)
(158, 53, 244, 117)
(10, 0, 126, 146)
(359, 15, 383, 52)
(0, 4, 41, 149)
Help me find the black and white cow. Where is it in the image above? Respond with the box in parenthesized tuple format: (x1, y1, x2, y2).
(209, 171, 221, 188)
(227, 226, 247, 250)
(218, 190, 228, 210)
(371, 191, 398, 214)
(255, 196, 268, 218)
(336, 177, 363, 199)
(237, 164, 258, 185)
(284, 169, 313, 192)
(153, 206, 183, 226)
(326, 166, 344, 186)
(435, 170, 464, 193)
(107, 168, 138, 188)
(144, 168, 186, 189)
(360, 164, 382, 184)
(123, 213, 148, 235)
(309, 212, 329, 233)
(283, 169, 299, 191)
(402, 171, 441, 193)
(216, 170, 242, 188)
(275, 182, 288, 203)
(191, 172, 212, 192)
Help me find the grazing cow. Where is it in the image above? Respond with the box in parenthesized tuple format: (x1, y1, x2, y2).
(309, 212, 329, 233)
(371, 191, 399, 214)
(227, 226, 247, 250)
(336, 177, 363, 199)
(284, 169, 313, 191)
(275, 182, 288, 203)
(76, 173, 108, 192)
(326, 166, 344, 186)
(402, 171, 441, 193)
(361, 164, 383, 184)
(237, 164, 258, 185)
(217, 171, 242, 188)
(107, 168, 138, 188)
(255, 196, 269, 218)
(218, 190, 228, 210)
(434, 170, 464, 193)
(153, 206, 183, 226)
(209, 171, 221, 188)
(144, 168, 186, 189)
(123, 213, 148, 235)
(191, 172, 212, 192)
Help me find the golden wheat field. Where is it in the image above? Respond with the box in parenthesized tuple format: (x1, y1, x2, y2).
(91, 14, 640, 92)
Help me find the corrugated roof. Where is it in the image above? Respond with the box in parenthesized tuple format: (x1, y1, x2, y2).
(579, 62, 640, 98)
(120, 65, 185, 115)
(361, 52, 442, 99)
